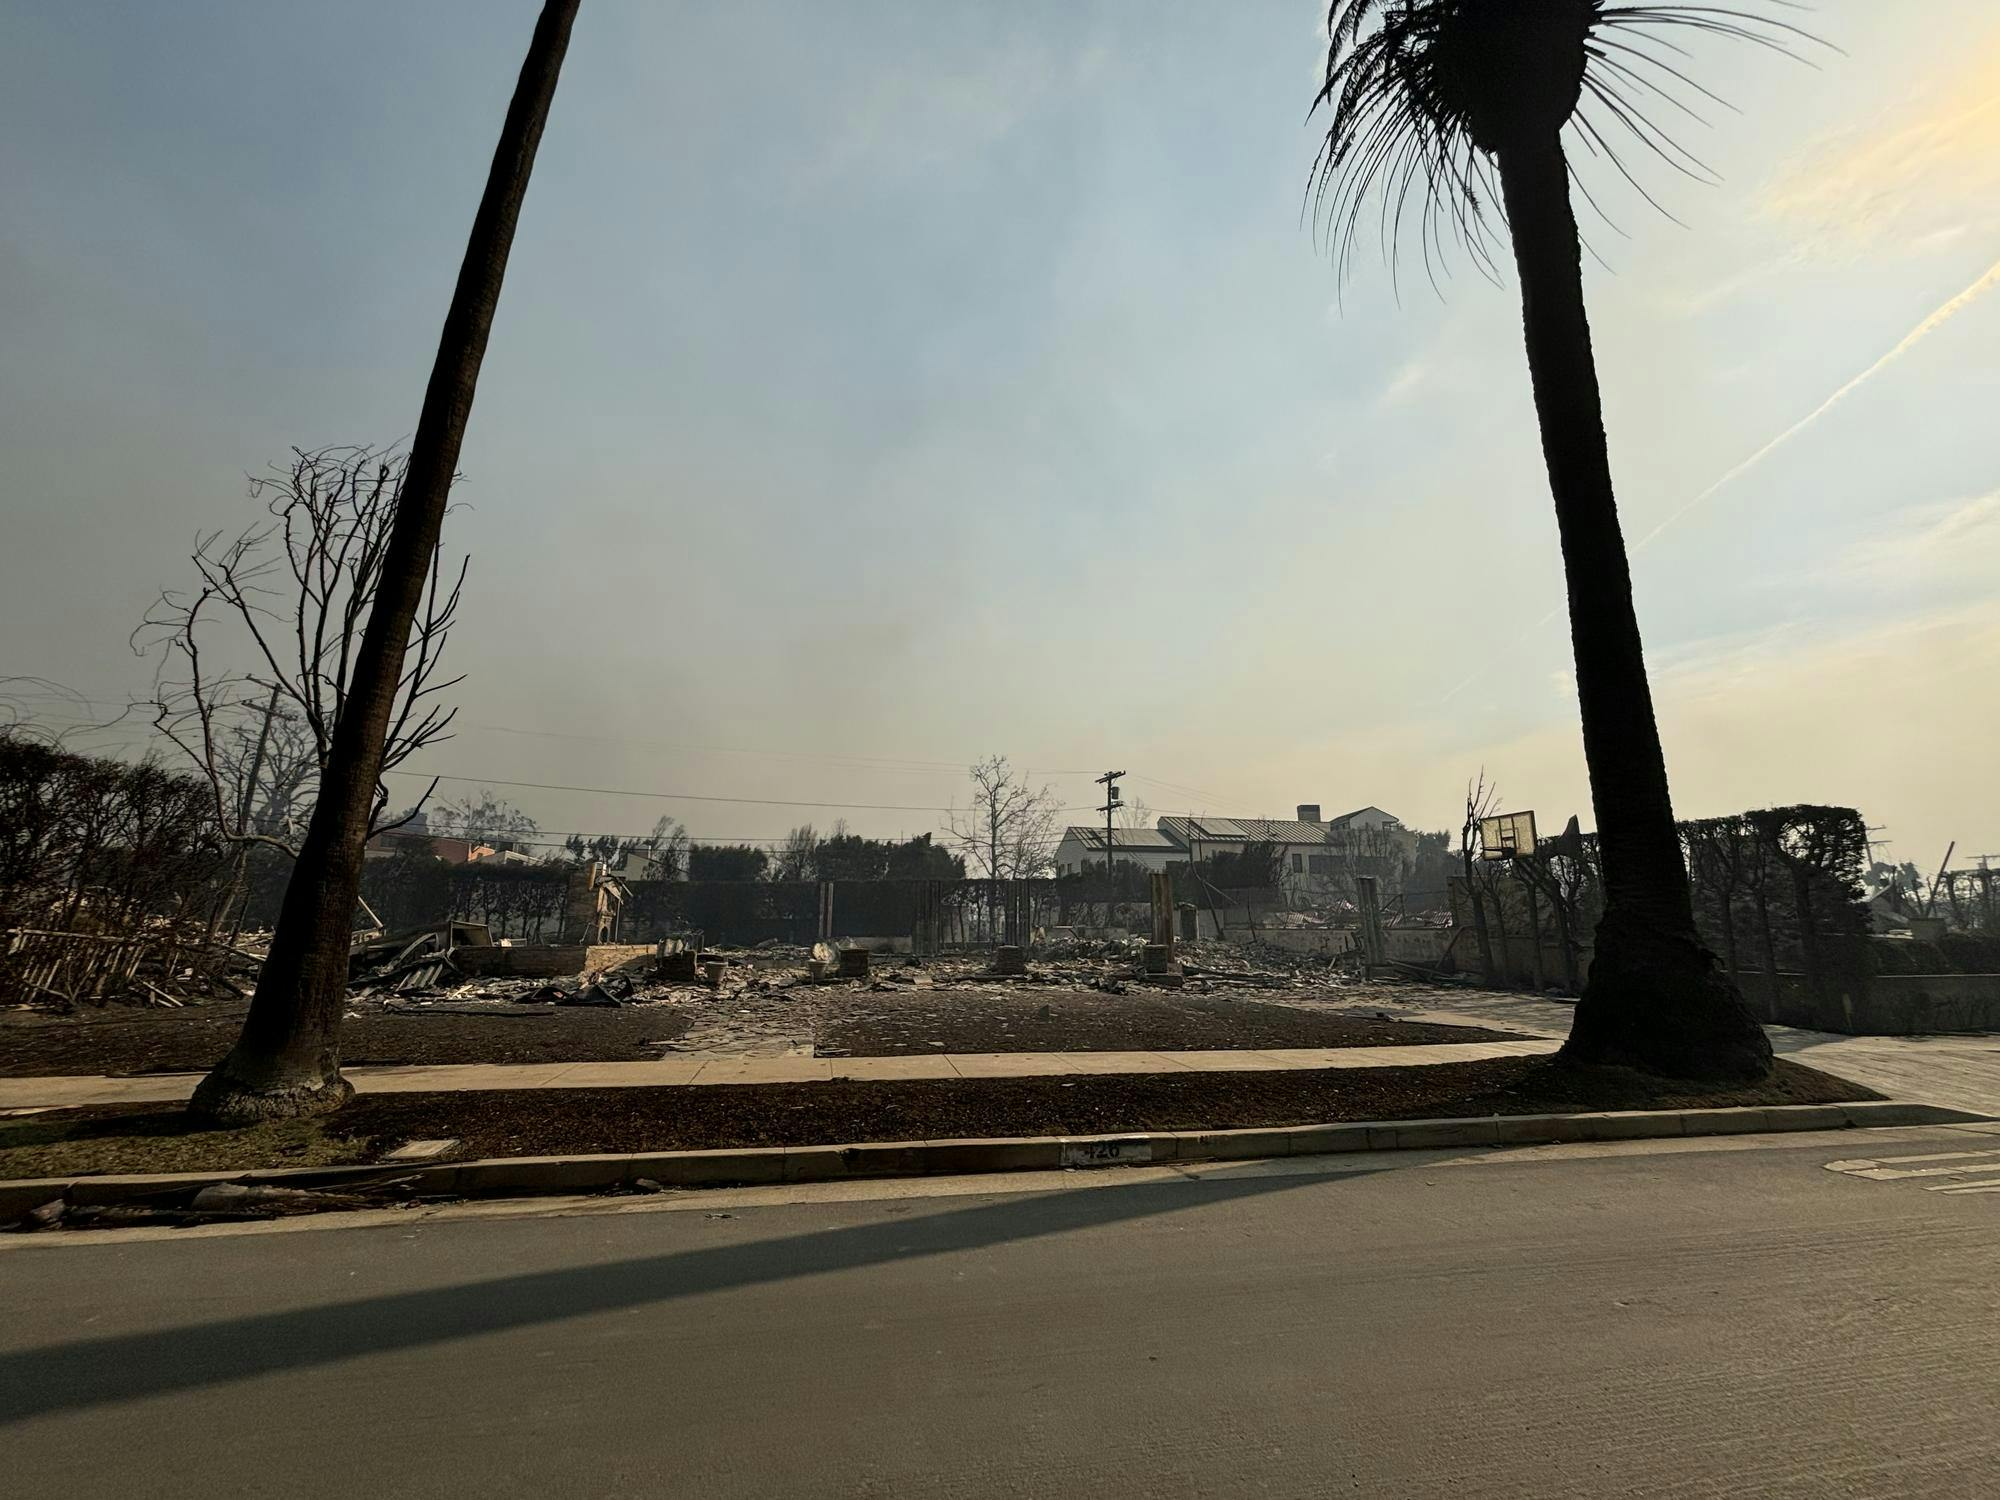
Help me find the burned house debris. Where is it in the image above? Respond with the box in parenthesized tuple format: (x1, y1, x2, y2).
(7, 726, 1996, 1039)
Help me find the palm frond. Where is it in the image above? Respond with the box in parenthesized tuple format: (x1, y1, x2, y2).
(1310, 0, 1834, 290)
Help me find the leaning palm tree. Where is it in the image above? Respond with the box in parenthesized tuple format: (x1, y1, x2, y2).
(192, 0, 582, 1122)
(1312, 1, 1817, 1080)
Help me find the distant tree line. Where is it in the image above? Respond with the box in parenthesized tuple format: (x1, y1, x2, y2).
(765, 822, 965, 884)
(0, 733, 229, 937)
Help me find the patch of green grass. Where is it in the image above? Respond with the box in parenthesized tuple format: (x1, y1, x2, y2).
(0, 1107, 380, 1180)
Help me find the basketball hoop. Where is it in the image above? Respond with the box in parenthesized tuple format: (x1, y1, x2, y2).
(1478, 810, 1538, 861)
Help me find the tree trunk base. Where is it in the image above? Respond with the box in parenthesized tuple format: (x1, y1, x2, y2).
(1561, 908, 1773, 1082)
(188, 1060, 354, 1125)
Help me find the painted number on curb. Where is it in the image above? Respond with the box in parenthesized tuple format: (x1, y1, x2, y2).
(1062, 1140, 1153, 1168)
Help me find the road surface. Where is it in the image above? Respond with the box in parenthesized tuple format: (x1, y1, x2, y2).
(6, 1125, 2000, 1497)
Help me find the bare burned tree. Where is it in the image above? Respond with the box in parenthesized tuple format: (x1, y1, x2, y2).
(946, 755, 1061, 938)
(772, 824, 820, 883)
(210, 693, 320, 848)
(1459, 771, 1500, 985)
(138, 444, 466, 859)
(947, 756, 1061, 883)
(429, 788, 540, 853)
(638, 815, 689, 881)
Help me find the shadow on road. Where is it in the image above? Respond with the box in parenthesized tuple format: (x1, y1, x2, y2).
(1, 1166, 1354, 1423)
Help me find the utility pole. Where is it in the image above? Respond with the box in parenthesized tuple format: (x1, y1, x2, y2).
(219, 682, 282, 949)
(237, 682, 281, 837)
(1096, 769, 1124, 930)
(1188, 811, 1199, 941)
(1926, 842, 1956, 917)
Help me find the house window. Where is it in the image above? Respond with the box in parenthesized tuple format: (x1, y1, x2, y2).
(1308, 855, 1332, 875)
(1290, 853, 1303, 873)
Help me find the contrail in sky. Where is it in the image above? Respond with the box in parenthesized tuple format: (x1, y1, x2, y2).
(1630, 255, 2000, 552)
(1438, 255, 2000, 706)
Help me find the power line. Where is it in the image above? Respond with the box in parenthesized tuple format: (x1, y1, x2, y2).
(5, 722, 1370, 840)
(13, 704, 1245, 829)
(381, 765, 1098, 815)
(462, 722, 1094, 778)
(1129, 771, 1242, 806)
(9, 699, 1102, 782)
(381, 768, 950, 811)
(6, 719, 1113, 822)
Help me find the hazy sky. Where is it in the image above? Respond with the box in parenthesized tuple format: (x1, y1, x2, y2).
(4, 1, 1996, 868)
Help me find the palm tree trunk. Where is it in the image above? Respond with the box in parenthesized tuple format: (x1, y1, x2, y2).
(1493, 132, 1770, 1080)
(191, 0, 582, 1122)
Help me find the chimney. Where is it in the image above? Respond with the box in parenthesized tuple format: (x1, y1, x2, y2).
(1297, 804, 1322, 824)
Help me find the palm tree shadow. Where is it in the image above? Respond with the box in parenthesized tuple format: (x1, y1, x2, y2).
(2, 1165, 1355, 1424)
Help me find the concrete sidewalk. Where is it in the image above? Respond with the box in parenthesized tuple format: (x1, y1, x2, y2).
(1388, 993, 2000, 1119)
(14, 991, 1991, 1118)
(0, 1037, 1561, 1111)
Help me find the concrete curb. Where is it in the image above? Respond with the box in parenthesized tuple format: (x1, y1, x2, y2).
(2, 1100, 1987, 1224)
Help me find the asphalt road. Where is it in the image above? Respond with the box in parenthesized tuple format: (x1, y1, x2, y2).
(6, 1127, 2000, 1498)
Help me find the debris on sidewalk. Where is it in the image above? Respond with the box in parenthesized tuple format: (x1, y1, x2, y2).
(4, 1174, 432, 1233)
(188, 1181, 387, 1215)
(380, 1138, 459, 1162)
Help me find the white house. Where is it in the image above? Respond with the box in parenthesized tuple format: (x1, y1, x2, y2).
(1056, 802, 1417, 908)
(1157, 810, 1349, 899)
(1158, 804, 1418, 906)
(1052, 826, 1186, 878)
(604, 847, 671, 884)
(1327, 806, 1402, 833)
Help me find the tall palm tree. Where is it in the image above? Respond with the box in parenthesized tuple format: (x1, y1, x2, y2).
(192, 0, 583, 1122)
(1312, 1, 1815, 1080)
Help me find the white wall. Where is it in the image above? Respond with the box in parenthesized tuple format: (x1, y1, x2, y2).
(1053, 834, 1182, 878)
(1337, 809, 1400, 832)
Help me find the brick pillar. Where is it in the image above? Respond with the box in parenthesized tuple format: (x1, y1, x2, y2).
(1356, 876, 1385, 975)
(1149, 871, 1175, 955)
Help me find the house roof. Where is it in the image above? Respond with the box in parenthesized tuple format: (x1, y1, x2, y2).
(1328, 806, 1400, 828)
(1061, 826, 1185, 852)
(1224, 818, 1339, 844)
(1156, 816, 1333, 846)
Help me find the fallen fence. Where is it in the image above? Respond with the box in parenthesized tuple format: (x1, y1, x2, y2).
(1, 925, 233, 1009)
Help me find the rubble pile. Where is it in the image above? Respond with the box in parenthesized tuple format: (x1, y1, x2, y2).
(2, 918, 266, 1013)
(340, 927, 830, 1026)
(331, 929, 1393, 1038)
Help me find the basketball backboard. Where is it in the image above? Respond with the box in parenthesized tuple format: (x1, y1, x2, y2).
(1479, 810, 1538, 861)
